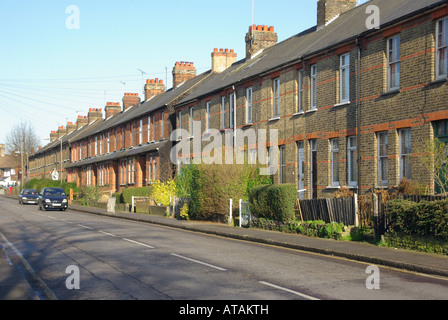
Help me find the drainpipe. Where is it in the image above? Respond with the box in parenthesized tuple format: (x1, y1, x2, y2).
(232, 86, 237, 149)
(356, 37, 362, 196)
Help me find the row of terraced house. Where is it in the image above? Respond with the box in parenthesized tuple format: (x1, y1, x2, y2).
(29, 0, 448, 199)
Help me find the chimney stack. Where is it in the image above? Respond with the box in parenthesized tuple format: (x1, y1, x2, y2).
(57, 125, 67, 138)
(88, 108, 103, 124)
(105, 102, 122, 119)
(76, 115, 88, 129)
(211, 48, 237, 74)
(144, 78, 165, 101)
(172, 61, 196, 89)
(50, 131, 58, 142)
(317, 0, 357, 29)
(245, 25, 278, 60)
(66, 121, 76, 133)
(0, 144, 5, 158)
(122, 93, 141, 111)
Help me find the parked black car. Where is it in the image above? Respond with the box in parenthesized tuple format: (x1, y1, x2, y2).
(18, 189, 39, 205)
(38, 188, 68, 211)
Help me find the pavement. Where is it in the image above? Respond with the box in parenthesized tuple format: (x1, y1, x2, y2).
(1, 196, 448, 300)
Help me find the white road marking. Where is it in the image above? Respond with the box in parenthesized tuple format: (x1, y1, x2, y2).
(259, 281, 320, 300)
(171, 253, 227, 271)
(78, 224, 94, 230)
(99, 231, 117, 237)
(122, 238, 155, 249)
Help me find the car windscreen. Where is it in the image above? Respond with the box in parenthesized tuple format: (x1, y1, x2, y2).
(44, 189, 66, 196)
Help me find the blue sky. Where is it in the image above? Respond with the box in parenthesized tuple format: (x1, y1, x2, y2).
(0, 0, 368, 147)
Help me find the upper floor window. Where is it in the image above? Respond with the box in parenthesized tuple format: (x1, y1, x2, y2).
(311, 65, 318, 110)
(273, 78, 280, 118)
(340, 53, 350, 103)
(189, 107, 194, 136)
(298, 70, 304, 113)
(139, 119, 143, 144)
(387, 35, 401, 91)
(436, 17, 448, 79)
(229, 93, 235, 128)
(246, 87, 253, 124)
(206, 102, 211, 132)
(161, 111, 165, 139)
(221, 96, 226, 130)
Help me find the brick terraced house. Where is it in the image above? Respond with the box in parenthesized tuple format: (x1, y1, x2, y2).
(29, 0, 448, 199)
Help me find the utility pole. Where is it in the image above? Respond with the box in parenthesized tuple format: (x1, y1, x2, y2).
(60, 138, 63, 184)
(20, 137, 24, 190)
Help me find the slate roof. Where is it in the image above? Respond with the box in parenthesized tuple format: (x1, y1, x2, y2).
(176, 0, 448, 105)
(69, 70, 214, 144)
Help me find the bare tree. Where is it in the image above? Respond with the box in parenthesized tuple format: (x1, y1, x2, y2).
(5, 121, 40, 156)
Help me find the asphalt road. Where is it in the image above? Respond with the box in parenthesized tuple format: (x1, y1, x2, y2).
(1, 196, 448, 302)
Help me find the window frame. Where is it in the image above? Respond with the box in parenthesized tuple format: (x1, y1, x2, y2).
(298, 69, 304, 113)
(280, 145, 286, 184)
(436, 17, 448, 80)
(229, 93, 235, 128)
(347, 136, 357, 187)
(221, 96, 226, 130)
(340, 53, 350, 103)
(273, 77, 280, 118)
(399, 128, 412, 180)
(189, 107, 194, 137)
(377, 132, 389, 186)
(387, 35, 401, 91)
(246, 87, 253, 124)
(330, 138, 340, 187)
(206, 102, 211, 133)
(310, 65, 318, 110)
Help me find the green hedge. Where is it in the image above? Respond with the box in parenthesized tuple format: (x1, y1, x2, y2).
(24, 179, 78, 195)
(249, 184, 297, 222)
(121, 186, 152, 204)
(387, 199, 448, 241)
(251, 218, 346, 240)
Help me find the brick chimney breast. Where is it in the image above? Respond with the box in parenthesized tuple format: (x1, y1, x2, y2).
(172, 61, 196, 89)
(105, 102, 122, 119)
(144, 79, 165, 101)
(66, 122, 76, 133)
(122, 93, 141, 111)
(317, 0, 357, 29)
(212, 48, 237, 74)
(50, 130, 58, 142)
(76, 115, 88, 130)
(245, 25, 278, 60)
(88, 108, 103, 124)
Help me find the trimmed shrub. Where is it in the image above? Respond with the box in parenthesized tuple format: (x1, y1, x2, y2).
(24, 178, 78, 195)
(387, 199, 448, 241)
(122, 186, 152, 204)
(249, 184, 297, 222)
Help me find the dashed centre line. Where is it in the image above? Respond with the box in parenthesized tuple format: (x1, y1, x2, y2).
(122, 238, 155, 249)
(171, 253, 227, 271)
(99, 231, 117, 237)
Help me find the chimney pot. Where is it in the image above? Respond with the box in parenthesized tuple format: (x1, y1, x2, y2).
(246, 24, 278, 60)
